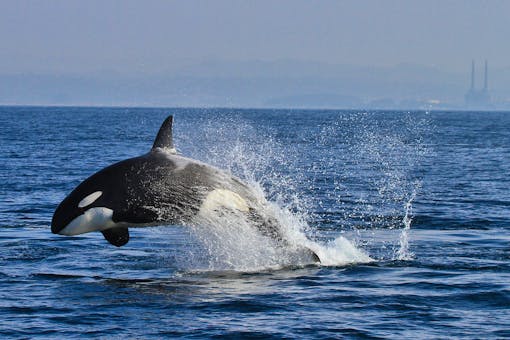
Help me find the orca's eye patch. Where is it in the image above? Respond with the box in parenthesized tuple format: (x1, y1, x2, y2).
(78, 191, 103, 208)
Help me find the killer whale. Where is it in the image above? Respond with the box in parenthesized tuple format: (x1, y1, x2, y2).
(51, 116, 320, 262)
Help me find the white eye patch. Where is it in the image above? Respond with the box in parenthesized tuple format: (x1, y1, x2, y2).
(78, 191, 103, 208)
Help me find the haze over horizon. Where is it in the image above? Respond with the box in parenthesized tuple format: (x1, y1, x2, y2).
(1, 0, 509, 108)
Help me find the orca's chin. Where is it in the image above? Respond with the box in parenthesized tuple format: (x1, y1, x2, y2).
(51, 215, 68, 234)
(52, 207, 115, 236)
(51, 216, 75, 235)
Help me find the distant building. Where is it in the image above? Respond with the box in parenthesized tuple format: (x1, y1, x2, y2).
(465, 60, 491, 107)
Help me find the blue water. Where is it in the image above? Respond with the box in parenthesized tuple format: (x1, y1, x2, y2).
(1, 106, 509, 338)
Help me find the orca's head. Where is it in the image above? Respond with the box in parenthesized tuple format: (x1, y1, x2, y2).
(51, 154, 163, 239)
(51, 115, 176, 246)
(51, 168, 122, 236)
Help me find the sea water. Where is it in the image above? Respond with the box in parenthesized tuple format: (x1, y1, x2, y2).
(0, 107, 509, 338)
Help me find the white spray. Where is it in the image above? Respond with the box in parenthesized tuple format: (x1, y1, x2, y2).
(167, 112, 428, 271)
(396, 190, 417, 261)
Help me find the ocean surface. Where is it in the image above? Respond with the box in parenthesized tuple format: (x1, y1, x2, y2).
(0, 106, 509, 338)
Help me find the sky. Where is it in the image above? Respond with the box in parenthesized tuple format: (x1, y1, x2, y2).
(1, 0, 509, 75)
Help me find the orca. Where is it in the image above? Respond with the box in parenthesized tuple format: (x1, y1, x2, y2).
(51, 116, 319, 262)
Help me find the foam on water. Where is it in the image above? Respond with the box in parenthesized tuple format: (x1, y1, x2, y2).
(185, 195, 372, 271)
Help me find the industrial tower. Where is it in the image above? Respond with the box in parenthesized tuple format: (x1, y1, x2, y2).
(465, 60, 490, 107)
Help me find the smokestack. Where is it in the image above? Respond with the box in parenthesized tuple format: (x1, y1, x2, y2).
(471, 60, 475, 90)
(484, 60, 488, 90)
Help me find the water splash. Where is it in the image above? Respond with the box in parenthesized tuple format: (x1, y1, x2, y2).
(334, 112, 428, 260)
(183, 183, 372, 271)
(168, 111, 428, 271)
(171, 115, 372, 271)
(396, 190, 417, 260)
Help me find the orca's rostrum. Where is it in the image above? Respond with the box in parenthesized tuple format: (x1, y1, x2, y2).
(51, 116, 320, 262)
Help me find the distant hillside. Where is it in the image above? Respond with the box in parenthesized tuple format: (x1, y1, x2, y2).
(1, 60, 510, 109)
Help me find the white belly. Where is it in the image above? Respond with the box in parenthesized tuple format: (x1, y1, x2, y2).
(199, 189, 250, 216)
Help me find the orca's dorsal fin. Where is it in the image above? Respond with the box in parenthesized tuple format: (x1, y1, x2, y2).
(152, 115, 176, 153)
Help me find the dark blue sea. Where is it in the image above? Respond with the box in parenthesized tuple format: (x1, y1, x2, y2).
(1, 106, 509, 338)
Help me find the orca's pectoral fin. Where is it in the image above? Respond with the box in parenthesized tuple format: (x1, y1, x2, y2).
(101, 227, 130, 247)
